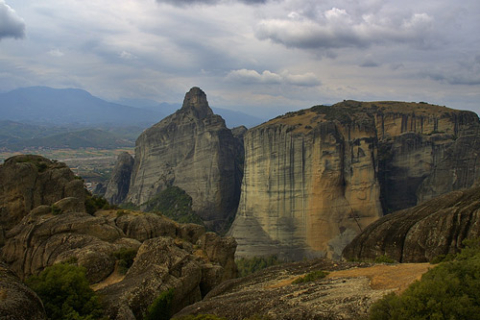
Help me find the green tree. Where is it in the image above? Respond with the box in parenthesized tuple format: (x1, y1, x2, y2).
(369, 239, 480, 320)
(145, 288, 175, 320)
(26, 263, 105, 320)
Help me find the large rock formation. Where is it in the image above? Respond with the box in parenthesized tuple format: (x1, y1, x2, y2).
(104, 152, 134, 205)
(229, 101, 480, 259)
(125, 87, 243, 233)
(0, 155, 85, 240)
(0, 155, 238, 319)
(0, 261, 47, 320)
(342, 184, 480, 263)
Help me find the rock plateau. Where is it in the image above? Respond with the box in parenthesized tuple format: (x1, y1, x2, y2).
(229, 101, 480, 259)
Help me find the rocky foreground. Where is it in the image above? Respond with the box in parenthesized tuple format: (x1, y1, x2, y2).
(0, 155, 237, 319)
(174, 259, 431, 320)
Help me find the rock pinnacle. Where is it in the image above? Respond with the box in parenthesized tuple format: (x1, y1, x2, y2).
(180, 87, 214, 119)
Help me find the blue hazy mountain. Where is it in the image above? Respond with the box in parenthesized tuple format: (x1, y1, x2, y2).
(0, 87, 162, 126)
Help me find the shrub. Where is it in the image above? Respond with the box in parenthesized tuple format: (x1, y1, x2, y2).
(144, 288, 175, 320)
(173, 315, 227, 320)
(142, 186, 204, 226)
(85, 194, 111, 215)
(26, 263, 105, 320)
(292, 270, 329, 284)
(236, 255, 282, 277)
(374, 255, 395, 264)
(113, 247, 137, 274)
(369, 239, 480, 320)
(51, 204, 62, 215)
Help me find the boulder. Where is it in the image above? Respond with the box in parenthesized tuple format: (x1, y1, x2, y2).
(0, 261, 47, 320)
(342, 184, 480, 262)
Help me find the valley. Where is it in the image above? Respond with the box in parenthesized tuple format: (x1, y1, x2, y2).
(0, 147, 134, 191)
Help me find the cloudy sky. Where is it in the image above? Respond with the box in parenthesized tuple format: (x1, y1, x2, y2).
(1, 0, 479, 118)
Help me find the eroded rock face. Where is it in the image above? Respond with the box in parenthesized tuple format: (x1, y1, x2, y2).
(0, 261, 47, 320)
(105, 152, 134, 205)
(342, 184, 480, 262)
(126, 87, 242, 232)
(230, 101, 480, 259)
(0, 155, 85, 234)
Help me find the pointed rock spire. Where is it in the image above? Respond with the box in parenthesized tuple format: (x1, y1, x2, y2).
(180, 87, 213, 119)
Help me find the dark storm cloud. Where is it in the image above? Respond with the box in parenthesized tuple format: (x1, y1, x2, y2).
(0, 1, 25, 40)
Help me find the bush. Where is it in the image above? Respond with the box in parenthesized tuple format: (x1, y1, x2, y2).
(292, 270, 329, 284)
(374, 255, 395, 264)
(369, 239, 480, 320)
(113, 247, 137, 274)
(142, 186, 204, 226)
(173, 315, 227, 320)
(145, 288, 175, 320)
(236, 255, 282, 277)
(26, 263, 105, 320)
(85, 194, 111, 215)
(51, 204, 62, 215)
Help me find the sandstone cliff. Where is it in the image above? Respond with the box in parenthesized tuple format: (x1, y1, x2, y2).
(104, 152, 134, 205)
(342, 184, 480, 262)
(125, 87, 242, 233)
(230, 101, 480, 259)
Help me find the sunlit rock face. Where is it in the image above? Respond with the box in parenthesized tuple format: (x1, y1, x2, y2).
(125, 87, 243, 233)
(229, 101, 480, 260)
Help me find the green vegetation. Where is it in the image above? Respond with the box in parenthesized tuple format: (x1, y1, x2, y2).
(173, 315, 227, 320)
(26, 263, 105, 320)
(369, 239, 480, 320)
(112, 247, 137, 274)
(85, 194, 114, 215)
(374, 255, 396, 264)
(51, 204, 62, 215)
(310, 104, 352, 123)
(143, 186, 204, 226)
(236, 255, 282, 277)
(144, 288, 175, 320)
(292, 270, 329, 284)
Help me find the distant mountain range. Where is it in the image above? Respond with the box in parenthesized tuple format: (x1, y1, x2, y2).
(0, 86, 264, 151)
(0, 86, 264, 128)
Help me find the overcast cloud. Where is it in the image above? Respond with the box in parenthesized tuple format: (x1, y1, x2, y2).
(0, 0, 25, 40)
(0, 0, 479, 119)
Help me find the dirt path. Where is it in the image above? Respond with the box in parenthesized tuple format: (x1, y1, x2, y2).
(326, 263, 432, 293)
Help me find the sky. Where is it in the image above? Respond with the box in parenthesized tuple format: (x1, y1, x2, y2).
(1, 0, 479, 118)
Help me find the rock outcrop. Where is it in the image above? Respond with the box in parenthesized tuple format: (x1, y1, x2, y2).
(0, 155, 238, 319)
(0, 155, 85, 238)
(342, 184, 480, 262)
(125, 87, 243, 232)
(174, 259, 430, 320)
(0, 261, 47, 320)
(230, 101, 480, 259)
(104, 152, 134, 205)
